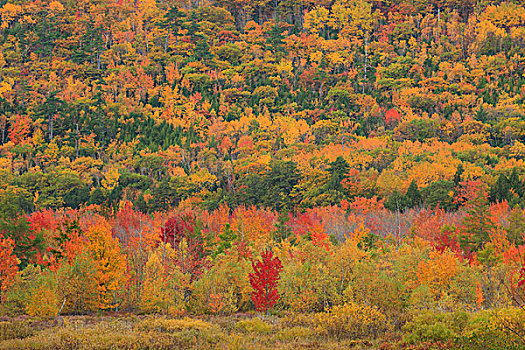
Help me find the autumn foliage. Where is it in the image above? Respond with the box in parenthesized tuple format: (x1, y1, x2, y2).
(0, 236, 18, 298)
(249, 250, 283, 315)
(0, 0, 525, 347)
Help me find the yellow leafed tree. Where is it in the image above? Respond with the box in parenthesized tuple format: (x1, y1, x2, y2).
(85, 218, 127, 310)
(416, 248, 459, 300)
(26, 284, 58, 318)
(140, 243, 188, 316)
(102, 166, 120, 191)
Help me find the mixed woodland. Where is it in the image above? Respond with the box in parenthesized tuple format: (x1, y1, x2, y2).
(1, 0, 525, 348)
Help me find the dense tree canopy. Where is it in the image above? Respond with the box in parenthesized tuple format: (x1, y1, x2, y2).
(0, 2, 525, 348)
(0, 0, 524, 215)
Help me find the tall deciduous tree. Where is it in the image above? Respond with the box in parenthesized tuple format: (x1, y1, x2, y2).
(85, 218, 127, 310)
(160, 213, 208, 280)
(249, 249, 282, 315)
(140, 243, 187, 316)
(0, 236, 18, 302)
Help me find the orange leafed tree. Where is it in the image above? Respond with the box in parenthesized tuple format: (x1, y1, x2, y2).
(0, 236, 18, 301)
(416, 248, 459, 299)
(112, 201, 160, 309)
(201, 203, 231, 241)
(292, 210, 329, 250)
(28, 210, 88, 272)
(85, 217, 127, 310)
(231, 205, 276, 251)
(8, 114, 31, 145)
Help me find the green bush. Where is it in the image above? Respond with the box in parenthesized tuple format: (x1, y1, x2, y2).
(403, 308, 525, 350)
(456, 308, 525, 350)
(403, 311, 469, 344)
(234, 318, 273, 334)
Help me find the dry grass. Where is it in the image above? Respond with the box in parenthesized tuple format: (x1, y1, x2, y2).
(0, 313, 387, 350)
(0, 308, 522, 350)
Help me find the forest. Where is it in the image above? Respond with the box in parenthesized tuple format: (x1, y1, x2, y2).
(0, 0, 525, 348)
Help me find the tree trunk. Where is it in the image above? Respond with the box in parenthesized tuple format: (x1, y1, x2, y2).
(363, 40, 368, 94)
(49, 114, 54, 141)
(76, 123, 80, 158)
(165, 28, 169, 53)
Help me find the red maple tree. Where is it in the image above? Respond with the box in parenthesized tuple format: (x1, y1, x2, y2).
(384, 108, 401, 126)
(160, 213, 208, 280)
(249, 249, 283, 315)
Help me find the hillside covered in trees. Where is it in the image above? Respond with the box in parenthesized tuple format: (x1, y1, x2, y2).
(1, 0, 525, 348)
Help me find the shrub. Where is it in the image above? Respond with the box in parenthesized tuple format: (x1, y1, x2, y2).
(0, 321, 33, 341)
(315, 302, 389, 339)
(278, 326, 314, 342)
(456, 308, 525, 350)
(402, 308, 525, 349)
(136, 317, 224, 349)
(234, 318, 273, 334)
(136, 317, 213, 333)
(403, 311, 469, 345)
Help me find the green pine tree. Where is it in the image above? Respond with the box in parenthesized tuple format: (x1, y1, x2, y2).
(405, 180, 422, 208)
(461, 186, 495, 252)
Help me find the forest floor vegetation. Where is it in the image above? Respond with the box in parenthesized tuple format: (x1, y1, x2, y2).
(0, 307, 523, 350)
